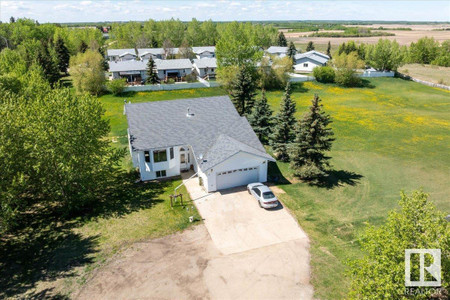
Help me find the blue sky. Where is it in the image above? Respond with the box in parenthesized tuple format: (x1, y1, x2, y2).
(0, 1, 449, 23)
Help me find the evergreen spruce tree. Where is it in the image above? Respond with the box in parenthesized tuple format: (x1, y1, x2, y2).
(36, 43, 60, 85)
(230, 67, 256, 116)
(146, 57, 159, 84)
(326, 41, 332, 58)
(290, 94, 334, 179)
(79, 40, 88, 53)
(306, 41, 315, 52)
(277, 32, 287, 47)
(248, 90, 273, 144)
(270, 82, 296, 162)
(287, 41, 297, 61)
(55, 37, 70, 74)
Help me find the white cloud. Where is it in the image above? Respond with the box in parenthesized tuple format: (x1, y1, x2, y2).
(0, 1, 448, 23)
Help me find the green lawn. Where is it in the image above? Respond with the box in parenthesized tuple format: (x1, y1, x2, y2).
(265, 79, 449, 298)
(98, 79, 449, 299)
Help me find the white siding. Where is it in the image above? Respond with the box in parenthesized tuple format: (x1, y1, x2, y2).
(294, 58, 322, 72)
(204, 152, 269, 192)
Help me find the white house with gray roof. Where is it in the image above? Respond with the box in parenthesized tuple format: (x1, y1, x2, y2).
(154, 59, 193, 81)
(107, 49, 137, 61)
(108, 59, 194, 83)
(294, 50, 330, 72)
(125, 96, 275, 192)
(193, 58, 217, 78)
(108, 60, 148, 83)
(106, 46, 215, 61)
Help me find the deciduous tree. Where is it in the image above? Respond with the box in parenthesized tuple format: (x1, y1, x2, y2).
(70, 50, 105, 95)
(306, 41, 315, 51)
(348, 190, 449, 299)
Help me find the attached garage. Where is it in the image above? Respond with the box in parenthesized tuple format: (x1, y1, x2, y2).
(216, 167, 259, 190)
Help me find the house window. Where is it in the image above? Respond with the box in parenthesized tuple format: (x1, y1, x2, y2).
(144, 151, 150, 163)
(153, 149, 167, 163)
(156, 170, 167, 178)
(303, 63, 308, 67)
(170, 147, 174, 160)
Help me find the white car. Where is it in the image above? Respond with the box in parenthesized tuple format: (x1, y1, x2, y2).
(247, 183, 279, 209)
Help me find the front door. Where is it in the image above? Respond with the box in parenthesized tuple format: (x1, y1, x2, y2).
(180, 147, 188, 170)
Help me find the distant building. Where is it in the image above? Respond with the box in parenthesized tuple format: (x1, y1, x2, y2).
(266, 46, 288, 57)
(293, 50, 330, 72)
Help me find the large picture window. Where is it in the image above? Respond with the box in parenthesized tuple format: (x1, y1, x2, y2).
(153, 149, 167, 162)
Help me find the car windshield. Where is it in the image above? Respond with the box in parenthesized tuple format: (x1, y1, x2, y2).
(263, 192, 275, 199)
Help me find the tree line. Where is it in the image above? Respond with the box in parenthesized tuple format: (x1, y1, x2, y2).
(108, 18, 278, 49)
(0, 18, 123, 232)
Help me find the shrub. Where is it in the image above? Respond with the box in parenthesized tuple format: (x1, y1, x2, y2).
(333, 52, 364, 87)
(106, 78, 127, 95)
(313, 66, 335, 83)
(185, 73, 197, 83)
(166, 78, 175, 84)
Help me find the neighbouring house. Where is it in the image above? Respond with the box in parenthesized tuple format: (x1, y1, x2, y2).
(125, 96, 275, 192)
(139, 48, 165, 60)
(106, 47, 216, 61)
(293, 50, 330, 72)
(266, 46, 288, 57)
(108, 60, 148, 83)
(192, 58, 217, 79)
(154, 59, 193, 81)
(107, 49, 137, 62)
(192, 46, 216, 59)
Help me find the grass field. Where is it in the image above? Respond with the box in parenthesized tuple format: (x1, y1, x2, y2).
(399, 63, 450, 86)
(98, 79, 449, 298)
(263, 79, 449, 298)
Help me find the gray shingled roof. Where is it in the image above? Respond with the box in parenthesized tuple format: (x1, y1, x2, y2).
(294, 50, 330, 65)
(125, 96, 274, 171)
(108, 60, 148, 72)
(192, 46, 215, 54)
(107, 48, 135, 56)
(266, 46, 288, 54)
(193, 58, 217, 69)
(154, 59, 193, 70)
(107, 47, 216, 58)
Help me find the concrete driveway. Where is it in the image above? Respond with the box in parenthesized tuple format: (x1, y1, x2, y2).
(77, 177, 313, 300)
(190, 185, 308, 255)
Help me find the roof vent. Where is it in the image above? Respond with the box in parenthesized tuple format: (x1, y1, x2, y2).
(186, 107, 195, 117)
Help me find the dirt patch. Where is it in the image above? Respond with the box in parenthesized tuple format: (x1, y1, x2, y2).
(76, 224, 313, 300)
(285, 24, 450, 45)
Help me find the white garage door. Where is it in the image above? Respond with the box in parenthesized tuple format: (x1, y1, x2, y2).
(216, 167, 259, 190)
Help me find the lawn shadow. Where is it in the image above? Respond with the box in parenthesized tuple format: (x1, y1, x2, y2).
(267, 161, 291, 185)
(291, 82, 309, 93)
(313, 169, 363, 189)
(359, 79, 376, 89)
(0, 170, 169, 298)
(0, 208, 98, 298)
(80, 170, 168, 221)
